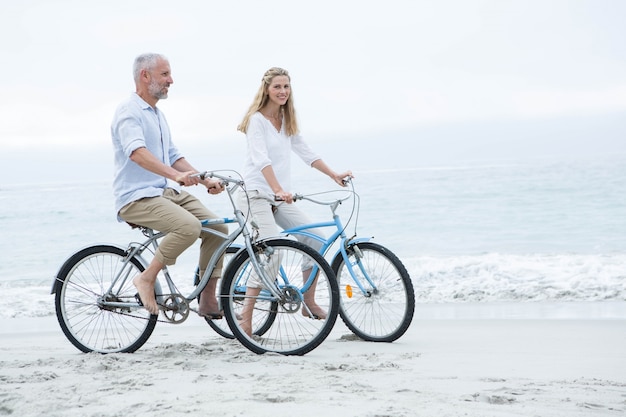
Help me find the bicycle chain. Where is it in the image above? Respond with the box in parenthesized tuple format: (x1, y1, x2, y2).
(108, 295, 287, 323)
(110, 294, 192, 324)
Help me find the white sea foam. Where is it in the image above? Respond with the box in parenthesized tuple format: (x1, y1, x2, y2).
(2, 252, 624, 320)
(404, 252, 626, 303)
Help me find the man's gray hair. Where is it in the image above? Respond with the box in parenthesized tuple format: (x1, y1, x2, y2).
(132, 53, 167, 83)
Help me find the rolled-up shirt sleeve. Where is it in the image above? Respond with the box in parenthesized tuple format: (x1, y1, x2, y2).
(114, 105, 147, 158)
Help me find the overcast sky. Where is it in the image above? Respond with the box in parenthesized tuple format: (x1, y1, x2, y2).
(1, 0, 625, 181)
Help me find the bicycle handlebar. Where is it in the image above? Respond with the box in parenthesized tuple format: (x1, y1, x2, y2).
(292, 193, 352, 206)
(177, 171, 244, 189)
(192, 171, 245, 187)
(273, 177, 354, 206)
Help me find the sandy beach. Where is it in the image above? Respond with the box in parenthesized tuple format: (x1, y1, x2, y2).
(1, 302, 625, 417)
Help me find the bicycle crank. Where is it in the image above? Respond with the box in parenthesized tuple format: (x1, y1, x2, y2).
(160, 294, 190, 323)
(279, 286, 302, 313)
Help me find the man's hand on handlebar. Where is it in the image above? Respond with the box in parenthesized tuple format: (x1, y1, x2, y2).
(204, 178, 225, 195)
(176, 171, 224, 195)
(175, 171, 201, 187)
(274, 190, 294, 204)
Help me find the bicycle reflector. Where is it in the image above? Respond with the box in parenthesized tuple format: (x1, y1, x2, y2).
(345, 284, 353, 298)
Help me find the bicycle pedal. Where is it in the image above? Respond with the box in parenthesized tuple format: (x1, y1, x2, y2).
(134, 293, 144, 306)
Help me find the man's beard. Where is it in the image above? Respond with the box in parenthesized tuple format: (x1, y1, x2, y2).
(149, 79, 169, 100)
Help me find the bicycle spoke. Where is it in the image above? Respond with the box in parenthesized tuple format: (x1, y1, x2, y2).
(221, 239, 338, 355)
(54, 246, 157, 353)
(334, 242, 415, 342)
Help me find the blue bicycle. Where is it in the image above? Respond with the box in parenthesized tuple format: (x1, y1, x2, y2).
(208, 178, 415, 342)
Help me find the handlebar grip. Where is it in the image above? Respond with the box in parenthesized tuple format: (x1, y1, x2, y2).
(274, 195, 302, 202)
(178, 171, 207, 185)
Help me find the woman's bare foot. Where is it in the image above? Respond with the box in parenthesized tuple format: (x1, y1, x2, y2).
(301, 270, 326, 319)
(239, 286, 261, 336)
(239, 319, 252, 336)
(133, 274, 159, 315)
(302, 303, 327, 319)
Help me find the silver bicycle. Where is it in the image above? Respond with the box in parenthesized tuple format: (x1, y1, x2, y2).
(52, 171, 339, 356)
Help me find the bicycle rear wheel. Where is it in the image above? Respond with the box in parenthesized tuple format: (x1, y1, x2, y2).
(221, 238, 339, 355)
(331, 241, 415, 342)
(53, 245, 157, 353)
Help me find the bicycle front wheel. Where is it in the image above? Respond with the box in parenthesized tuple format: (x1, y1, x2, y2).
(332, 241, 415, 342)
(53, 245, 157, 353)
(196, 245, 274, 339)
(221, 238, 339, 356)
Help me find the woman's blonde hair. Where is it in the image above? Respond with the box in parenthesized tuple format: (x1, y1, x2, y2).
(237, 67, 299, 136)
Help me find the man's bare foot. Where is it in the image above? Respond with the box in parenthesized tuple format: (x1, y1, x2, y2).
(198, 311, 222, 319)
(302, 304, 327, 320)
(133, 274, 159, 315)
(198, 278, 221, 317)
(198, 297, 221, 318)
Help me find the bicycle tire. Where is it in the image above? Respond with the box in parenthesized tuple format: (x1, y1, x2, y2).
(53, 245, 158, 353)
(331, 241, 415, 342)
(221, 238, 339, 355)
(197, 245, 276, 339)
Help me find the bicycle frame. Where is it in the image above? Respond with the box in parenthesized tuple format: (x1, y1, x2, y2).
(282, 190, 377, 296)
(121, 216, 239, 304)
(52, 172, 291, 308)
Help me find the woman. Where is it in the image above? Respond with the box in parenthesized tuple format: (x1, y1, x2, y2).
(236, 67, 352, 335)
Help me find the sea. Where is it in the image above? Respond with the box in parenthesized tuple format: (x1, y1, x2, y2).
(1, 152, 625, 320)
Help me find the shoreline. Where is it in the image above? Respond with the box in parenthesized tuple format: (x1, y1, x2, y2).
(2, 300, 625, 335)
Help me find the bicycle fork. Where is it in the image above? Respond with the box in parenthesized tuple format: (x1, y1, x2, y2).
(341, 242, 378, 298)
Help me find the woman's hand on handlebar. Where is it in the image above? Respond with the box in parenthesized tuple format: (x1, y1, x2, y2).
(332, 171, 354, 187)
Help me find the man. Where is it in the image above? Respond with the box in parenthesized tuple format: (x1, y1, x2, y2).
(111, 52, 226, 317)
